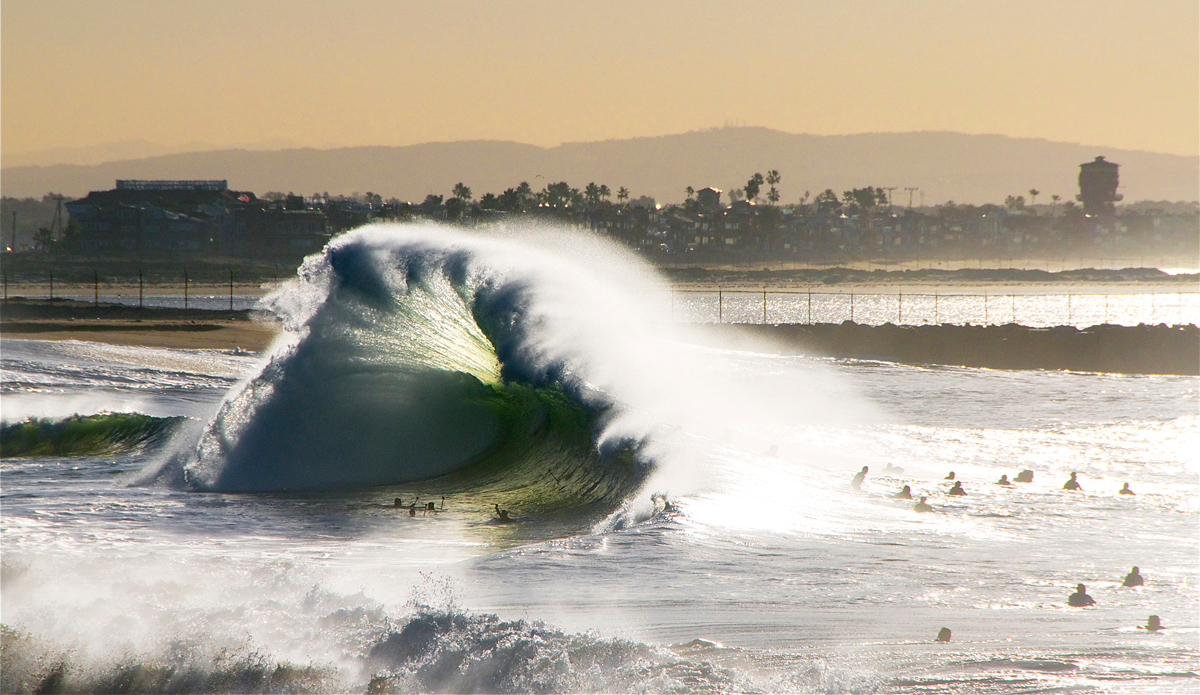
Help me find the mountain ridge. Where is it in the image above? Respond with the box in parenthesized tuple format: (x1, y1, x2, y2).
(3, 128, 1196, 204)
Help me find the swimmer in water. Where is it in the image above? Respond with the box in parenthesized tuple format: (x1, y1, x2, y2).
(851, 466, 868, 491)
(996, 474, 1012, 486)
(651, 493, 675, 512)
(1015, 469, 1034, 483)
(1119, 482, 1135, 495)
(1063, 472, 1082, 491)
(1122, 566, 1144, 587)
(945, 471, 955, 481)
(494, 504, 511, 523)
(394, 497, 403, 508)
(893, 485, 913, 500)
(935, 627, 951, 642)
(948, 481, 967, 496)
(885, 463, 905, 475)
(1140, 615, 1162, 632)
(1067, 583, 1096, 607)
(914, 497, 933, 513)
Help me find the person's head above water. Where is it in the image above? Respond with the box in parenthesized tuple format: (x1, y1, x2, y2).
(946, 471, 955, 479)
(861, 466, 868, 472)
(1076, 583, 1086, 593)
(1146, 615, 1161, 630)
(935, 627, 951, 642)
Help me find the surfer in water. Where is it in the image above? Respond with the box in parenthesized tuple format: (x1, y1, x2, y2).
(893, 485, 913, 499)
(945, 471, 955, 481)
(851, 466, 868, 491)
(494, 504, 512, 523)
(1015, 470, 1034, 483)
(1122, 566, 1144, 587)
(914, 497, 933, 513)
(935, 627, 951, 642)
(1119, 482, 1135, 495)
(996, 474, 1012, 486)
(948, 481, 967, 496)
(1140, 615, 1163, 632)
(1067, 583, 1096, 607)
(1063, 472, 1082, 491)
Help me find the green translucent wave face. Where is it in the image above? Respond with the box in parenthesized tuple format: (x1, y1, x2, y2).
(0, 413, 184, 458)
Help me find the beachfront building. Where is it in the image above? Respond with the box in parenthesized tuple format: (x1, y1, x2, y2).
(64, 180, 249, 256)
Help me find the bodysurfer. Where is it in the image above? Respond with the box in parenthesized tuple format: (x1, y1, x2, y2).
(1119, 483, 1135, 495)
(851, 466, 868, 491)
(996, 475, 1012, 486)
(1063, 472, 1082, 491)
(948, 481, 967, 496)
(893, 485, 913, 499)
(494, 504, 512, 523)
(1067, 583, 1096, 607)
(914, 497, 933, 513)
(945, 471, 955, 481)
(1122, 566, 1144, 587)
(1140, 615, 1162, 632)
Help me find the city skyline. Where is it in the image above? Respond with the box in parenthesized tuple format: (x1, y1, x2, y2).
(3, 0, 1197, 163)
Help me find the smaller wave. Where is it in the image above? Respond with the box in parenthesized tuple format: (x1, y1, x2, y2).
(0, 413, 185, 458)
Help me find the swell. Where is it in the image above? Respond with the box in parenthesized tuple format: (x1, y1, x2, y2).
(0, 413, 184, 458)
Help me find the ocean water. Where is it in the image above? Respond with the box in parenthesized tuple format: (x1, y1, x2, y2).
(2, 223, 1197, 694)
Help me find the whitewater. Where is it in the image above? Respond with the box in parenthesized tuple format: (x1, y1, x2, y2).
(2, 222, 1197, 694)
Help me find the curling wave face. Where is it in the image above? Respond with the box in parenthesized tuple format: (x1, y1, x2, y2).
(153, 224, 659, 505)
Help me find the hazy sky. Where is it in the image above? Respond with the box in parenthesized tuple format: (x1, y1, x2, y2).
(3, 0, 1197, 157)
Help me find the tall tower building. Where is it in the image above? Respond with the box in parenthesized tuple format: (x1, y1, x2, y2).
(1077, 156, 1122, 216)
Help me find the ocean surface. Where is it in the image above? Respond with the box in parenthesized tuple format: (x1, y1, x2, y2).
(2, 224, 1197, 694)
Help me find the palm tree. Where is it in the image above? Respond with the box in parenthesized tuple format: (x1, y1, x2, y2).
(599, 184, 611, 202)
(765, 170, 781, 205)
(617, 187, 629, 204)
(744, 173, 764, 203)
(452, 183, 472, 202)
(685, 186, 695, 200)
(1051, 194, 1060, 216)
(1028, 189, 1040, 206)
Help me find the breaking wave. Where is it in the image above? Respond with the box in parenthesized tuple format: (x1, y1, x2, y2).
(0, 413, 185, 458)
(148, 223, 675, 511)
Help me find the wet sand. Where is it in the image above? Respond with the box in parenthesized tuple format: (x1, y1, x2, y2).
(1, 299, 279, 351)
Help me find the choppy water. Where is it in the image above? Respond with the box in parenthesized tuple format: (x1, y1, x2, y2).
(2, 225, 1197, 694)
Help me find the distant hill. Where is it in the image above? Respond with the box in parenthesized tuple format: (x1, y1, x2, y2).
(2, 128, 1196, 205)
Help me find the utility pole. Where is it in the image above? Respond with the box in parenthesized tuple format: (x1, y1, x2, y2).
(884, 187, 898, 209)
(904, 187, 918, 208)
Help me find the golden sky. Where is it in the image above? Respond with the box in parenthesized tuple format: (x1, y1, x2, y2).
(3, 0, 1197, 158)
